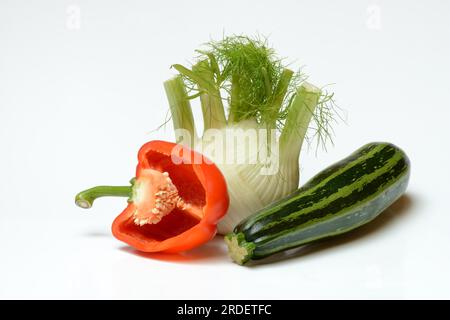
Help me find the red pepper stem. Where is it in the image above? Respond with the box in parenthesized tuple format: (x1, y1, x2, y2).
(75, 186, 132, 209)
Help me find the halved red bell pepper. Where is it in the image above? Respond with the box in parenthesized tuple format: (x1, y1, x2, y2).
(75, 140, 229, 253)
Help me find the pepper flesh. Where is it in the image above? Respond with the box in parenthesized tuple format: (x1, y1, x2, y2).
(75, 140, 229, 253)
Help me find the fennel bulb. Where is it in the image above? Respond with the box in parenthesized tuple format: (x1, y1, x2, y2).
(163, 35, 337, 234)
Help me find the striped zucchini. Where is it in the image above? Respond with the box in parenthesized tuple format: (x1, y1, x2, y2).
(225, 142, 410, 265)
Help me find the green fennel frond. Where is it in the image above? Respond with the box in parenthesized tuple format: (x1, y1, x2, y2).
(169, 34, 341, 151)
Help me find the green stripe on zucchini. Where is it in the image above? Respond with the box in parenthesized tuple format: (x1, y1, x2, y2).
(225, 142, 410, 265)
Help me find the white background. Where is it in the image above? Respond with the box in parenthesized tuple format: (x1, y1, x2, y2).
(1, 0, 449, 299)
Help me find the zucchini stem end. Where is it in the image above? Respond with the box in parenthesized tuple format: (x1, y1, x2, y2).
(224, 232, 255, 265)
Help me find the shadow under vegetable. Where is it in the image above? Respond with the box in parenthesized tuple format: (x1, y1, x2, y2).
(119, 236, 228, 264)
